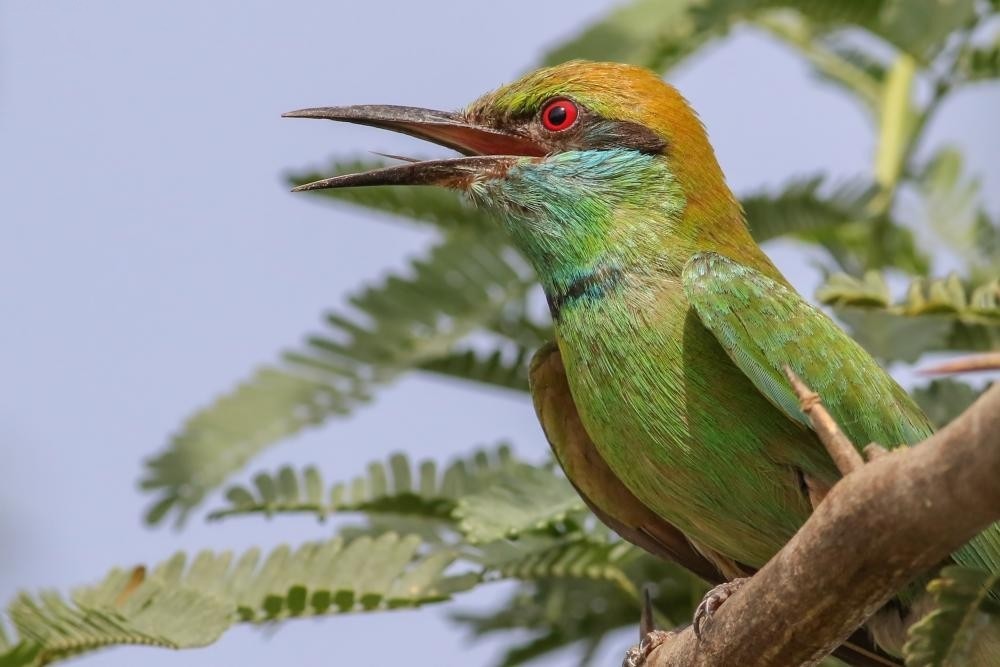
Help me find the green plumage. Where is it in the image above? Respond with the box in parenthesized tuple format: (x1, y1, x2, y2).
(470, 62, 1000, 659)
(296, 59, 1000, 662)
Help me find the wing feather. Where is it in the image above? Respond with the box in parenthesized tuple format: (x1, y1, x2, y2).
(682, 252, 1000, 579)
(682, 252, 933, 448)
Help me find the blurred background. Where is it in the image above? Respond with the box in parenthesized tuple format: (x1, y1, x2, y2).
(1, 2, 998, 666)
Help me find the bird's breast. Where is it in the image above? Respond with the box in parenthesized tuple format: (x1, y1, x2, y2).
(551, 277, 816, 567)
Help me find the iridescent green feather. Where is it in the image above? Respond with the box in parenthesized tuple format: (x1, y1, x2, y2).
(459, 60, 1000, 646)
(682, 251, 1000, 588)
(682, 252, 933, 447)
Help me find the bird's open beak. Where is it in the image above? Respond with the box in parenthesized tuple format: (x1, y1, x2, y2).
(283, 104, 545, 191)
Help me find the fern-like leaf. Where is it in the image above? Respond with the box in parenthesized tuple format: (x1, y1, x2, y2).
(904, 566, 1000, 667)
(812, 37, 889, 109)
(141, 232, 535, 526)
(454, 465, 587, 543)
(740, 176, 926, 273)
(741, 176, 874, 241)
(419, 347, 531, 392)
(917, 149, 999, 281)
(210, 449, 589, 552)
(139, 367, 355, 526)
(0, 534, 469, 667)
(481, 537, 638, 598)
(452, 546, 705, 667)
(960, 39, 1000, 81)
(541, 0, 717, 72)
(876, 0, 977, 64)
(208, 446, 520, 522)
(700, 0, 976, 64)
(818, 272, 1000, 362)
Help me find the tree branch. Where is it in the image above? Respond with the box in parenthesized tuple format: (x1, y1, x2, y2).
(641, 383, 1000, 667)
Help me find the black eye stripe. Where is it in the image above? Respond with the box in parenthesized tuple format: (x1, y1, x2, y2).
(585, 119, 667, 154)
(517, 101, 667, 154)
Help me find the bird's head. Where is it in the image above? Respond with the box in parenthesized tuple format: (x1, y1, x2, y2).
(286, 61, 749, 307)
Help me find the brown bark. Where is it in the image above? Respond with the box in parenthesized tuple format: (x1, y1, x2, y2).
(642, 383, 1000, 667)
(922, 352, 1000, 375)
(784, 366, 864, 474)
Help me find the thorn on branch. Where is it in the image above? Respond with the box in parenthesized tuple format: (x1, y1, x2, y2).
(783, 365, 865, 475)
(624, 588, 675, 667)
(864, 443, 890, 461)
(640, 585, 655, 638)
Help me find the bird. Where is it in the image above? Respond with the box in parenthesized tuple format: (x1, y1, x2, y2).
(284, 60, 1000, 665)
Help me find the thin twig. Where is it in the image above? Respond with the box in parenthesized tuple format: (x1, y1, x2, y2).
(863, 443, 890, 461)
(783, 366, 865, 475)
(921, 352, 1000, 375)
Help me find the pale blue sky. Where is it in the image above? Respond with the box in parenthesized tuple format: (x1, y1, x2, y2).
(1, 2, 998, 666)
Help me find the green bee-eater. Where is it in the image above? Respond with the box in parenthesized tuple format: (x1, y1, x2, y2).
(286, 60, 999, 664)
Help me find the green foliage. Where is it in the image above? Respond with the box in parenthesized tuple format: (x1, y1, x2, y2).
(141, 232, 536, 526)
(540, 0, 717, 72)
(904, 566, 1000, 666)
(818, 272, 1000, 361)
(478, 538, 637, 596)
(140, 367, 350, 526)
(749, 7, 928, 121)
(453, 577, 641, 667)
(729, 0, 975, 64)
(418, 346, 532, 392)
(208, 446, 522, 522)
(0, 534, 467, 667)
(874, 0, 977, 64)
(453, 547, 706, 667)
(3, 484, 707, 666)
(454, 465, 586, 543)
(960, 38, 1000, 81)
(916, 149, 999, 281)
(210, 447, 593, 551)
(742, 176, 875, 242)
(805, 35, 888, 111)
(910, 379, 989, 428)
(13, 2, 998, 666)
(818, 272, 1000, 315)
(539, 0, 979, 83)
(741, 176, 927, 273)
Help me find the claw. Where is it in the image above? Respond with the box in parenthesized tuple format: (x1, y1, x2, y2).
(623, 630, 674, 667)
(622, 586, 675, 667)
(693, 577, 749, 639)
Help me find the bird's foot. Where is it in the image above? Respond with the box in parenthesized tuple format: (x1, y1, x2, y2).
(693, 577, 750, 638)
(622, 629, 675, 667)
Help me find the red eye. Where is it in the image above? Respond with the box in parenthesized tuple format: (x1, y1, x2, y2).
(541, 98, 578, 132)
